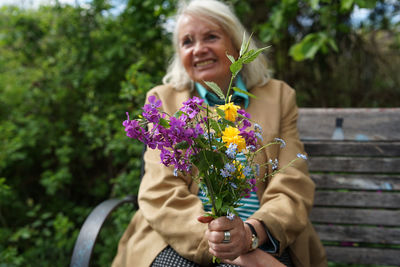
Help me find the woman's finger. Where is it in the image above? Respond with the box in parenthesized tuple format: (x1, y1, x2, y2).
(197, 215, 214, 223)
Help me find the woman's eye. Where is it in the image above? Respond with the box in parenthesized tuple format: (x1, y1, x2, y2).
(207, 34, 218, 40)
(182, 38, 192, 46)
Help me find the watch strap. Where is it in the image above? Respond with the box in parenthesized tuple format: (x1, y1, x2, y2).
(245, 222, 258, 251)
(245, 222, 258, 237)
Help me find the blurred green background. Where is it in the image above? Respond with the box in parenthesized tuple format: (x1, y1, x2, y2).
(0, 0, 399, 266)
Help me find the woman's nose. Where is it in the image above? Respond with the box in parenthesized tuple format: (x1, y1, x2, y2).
(193, 41, 207, 55)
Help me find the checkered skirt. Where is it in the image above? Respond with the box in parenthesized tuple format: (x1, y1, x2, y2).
(151, 246, 293, 267)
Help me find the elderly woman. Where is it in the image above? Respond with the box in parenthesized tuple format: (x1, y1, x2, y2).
(112, 0, 327, 266)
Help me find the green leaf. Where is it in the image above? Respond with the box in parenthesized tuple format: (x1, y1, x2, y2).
(210, 119, 222, 133)
(232, 87, 257, 99)
(216, 108, 226, 119)
(159, 118, 170, 128)
(226, 52, 235, 63)
(204, 81, 225, 100)
(289, 33, 335, 61)
(173, 110, 184, 118)
(242, 47, 269, 64)
(328, 38, 338, 52)
(309, 0, 319, 10)
(355, 0, 377, 9)
(230, 60, 243, 77)
(175, 141, 189, 149)
(340, 0, 354, 11)
(239, 32, 253, 57)
(215, 197, 222, 210)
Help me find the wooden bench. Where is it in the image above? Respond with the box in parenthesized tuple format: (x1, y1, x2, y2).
(298, 108, 400, 266)
(70, 108, 400, 267)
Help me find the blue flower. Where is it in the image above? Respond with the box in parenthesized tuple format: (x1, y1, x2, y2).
(269, 158, 278, 171)
(226, 211, 235, 221)
(225, 143, 238, 159)
(243, 166, 252, 177)
(224, 163, 236, 173)
(255, 164, 260, 176)
(297, 153, 307, 160)
(220, 168, 230, 178)
(255, 132, 263, 141)
(229, 182, 238, 189)
(274, 137, 286, 148)
(246, 145, 256, 152)
(254, 123, 263, 133)
(173, 168, 178, 177)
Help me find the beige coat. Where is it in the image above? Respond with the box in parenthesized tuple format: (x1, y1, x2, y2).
(112, 79, 327, 267)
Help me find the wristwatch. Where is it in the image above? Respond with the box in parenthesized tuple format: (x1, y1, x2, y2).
(245, 222, 259, 251)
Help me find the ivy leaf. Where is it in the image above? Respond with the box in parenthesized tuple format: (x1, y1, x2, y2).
(204, 81, 225, 100)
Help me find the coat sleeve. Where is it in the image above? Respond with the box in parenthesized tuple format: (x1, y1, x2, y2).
(250, 83, 315, 255)
(137, 90, 213, 266)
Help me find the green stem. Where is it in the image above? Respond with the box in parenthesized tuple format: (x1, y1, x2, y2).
(255, 141, 281, 154)
(224, 74, 236, 103)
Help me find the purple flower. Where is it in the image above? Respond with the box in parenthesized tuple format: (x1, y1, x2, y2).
(148, 95, 162, 108)
(240, 130, 257, 148)
(180, 96, 204, 119)
(142, 96, 162, 123)
(238, 109, 251, 129)
(123, 113, 148, 143)
(194, 124, 204, 137)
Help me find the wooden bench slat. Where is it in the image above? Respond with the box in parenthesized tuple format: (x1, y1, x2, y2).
(304, 141, 400, 156)
(310, 208, 400, 226)
(314, 224, 400, 245)
(314, 191, 400, 208)
(324, 246, 400, 265)
(311, 173, 400, 190)
(298, 108, 400, 141)
(308, 157, 400, 173)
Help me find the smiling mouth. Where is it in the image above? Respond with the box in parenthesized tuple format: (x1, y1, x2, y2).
(195, 60, 215, 67)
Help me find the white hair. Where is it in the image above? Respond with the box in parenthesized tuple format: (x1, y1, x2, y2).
(162, 0, 270, 91)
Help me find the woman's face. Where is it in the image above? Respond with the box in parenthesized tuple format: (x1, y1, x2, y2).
(178, 15, 238, 92)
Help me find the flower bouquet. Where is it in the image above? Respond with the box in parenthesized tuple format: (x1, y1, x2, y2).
(123, 35, 306, 220)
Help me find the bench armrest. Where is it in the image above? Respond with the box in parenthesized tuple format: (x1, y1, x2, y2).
(70, 195, 137, 267)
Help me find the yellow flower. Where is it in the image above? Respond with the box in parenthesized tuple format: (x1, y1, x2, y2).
(222, 126, 246, 151)
(217, 102, 240, 122)
(233, 160, 245, 179)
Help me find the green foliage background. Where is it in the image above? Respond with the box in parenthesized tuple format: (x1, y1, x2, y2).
(0, 0, 399, 266)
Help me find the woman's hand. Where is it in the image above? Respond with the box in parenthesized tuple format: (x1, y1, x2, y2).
(223, 249, 286, 267)
(198, 215, 251, 260)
